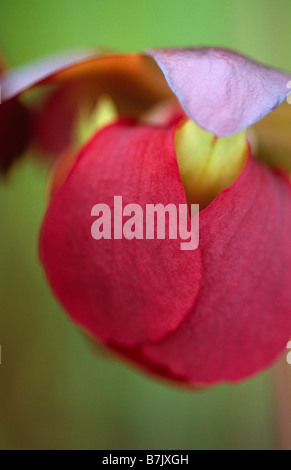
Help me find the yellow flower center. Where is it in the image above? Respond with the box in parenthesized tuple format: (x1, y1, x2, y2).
(175, 120, 248, 210)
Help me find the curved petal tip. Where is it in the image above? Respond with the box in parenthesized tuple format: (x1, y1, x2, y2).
(147, 47, 291, 136)
(0, 49, 100, 101)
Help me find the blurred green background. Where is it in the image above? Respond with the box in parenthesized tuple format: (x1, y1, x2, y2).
(0, 0, 291, 450)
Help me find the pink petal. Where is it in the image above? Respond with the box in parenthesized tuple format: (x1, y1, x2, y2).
(40, 121, 201, 347)
(0, 49, 173, 156)
(147, 48, 291, 136)
(0, 49, 99, 101)
(142, 156, 291, 384)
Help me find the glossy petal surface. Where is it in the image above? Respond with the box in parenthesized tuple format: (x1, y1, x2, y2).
(40, 121, 201, 347)
(142, 157, 291, 384)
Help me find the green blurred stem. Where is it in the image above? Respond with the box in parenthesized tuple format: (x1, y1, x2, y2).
(273, 356, 291, 450)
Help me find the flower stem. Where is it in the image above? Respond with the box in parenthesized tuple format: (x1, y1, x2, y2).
(273, 355, 291, 450)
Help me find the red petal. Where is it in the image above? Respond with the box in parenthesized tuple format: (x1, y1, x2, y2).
(0, 99, 31, 174)
(142, 156, 291, 384)
(147, 48, 291, 136)
(107, 342, 199, 387)
(40, 121, 201, 347)
(34, 83, 79, 154)
(0, 55, 31, 173)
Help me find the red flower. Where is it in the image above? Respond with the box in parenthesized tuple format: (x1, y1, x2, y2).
(0, 54, 31, 174)
(1, 47, 291, 386)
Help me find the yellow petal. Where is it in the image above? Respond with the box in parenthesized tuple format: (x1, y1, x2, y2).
(75, 95, 118, 148)
(251, 101, 291, 172)
(175, 120, 247, 210)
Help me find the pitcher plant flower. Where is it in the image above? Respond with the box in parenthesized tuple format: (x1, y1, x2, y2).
(1, 47, 291, 386)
